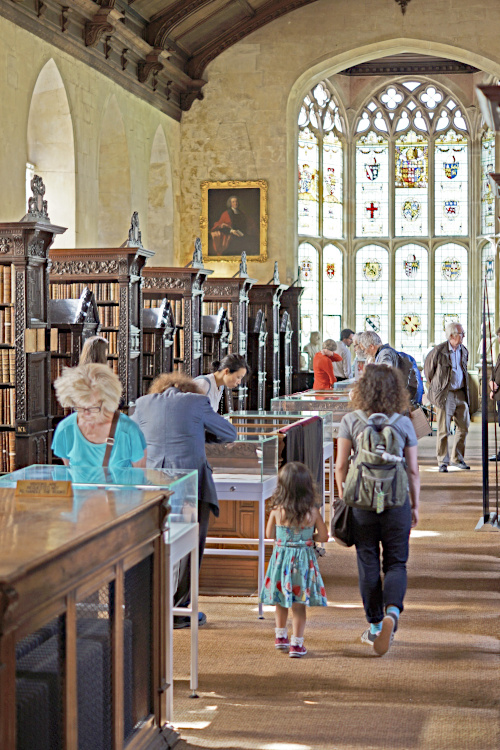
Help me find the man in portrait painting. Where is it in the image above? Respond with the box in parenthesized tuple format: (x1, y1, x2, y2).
(210, 195, 258, 256)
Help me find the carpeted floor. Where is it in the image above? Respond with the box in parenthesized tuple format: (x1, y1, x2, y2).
(171, 423, 500, 750)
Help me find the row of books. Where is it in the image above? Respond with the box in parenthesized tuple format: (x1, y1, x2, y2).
(0, 431, 15, 472)
(143, 333, 156, 354)
(144, 299, 161, 309)
(0, 388, 15, 426)
(173, 329, 185, 361)
(0, 307, 14, 345)
(0, 265, 16, 305)
(143, 357, 156, 377)
(102, 332, 118, 355)
(202, 302, 228, 316)
(50, 282, 120, 301)
(0, 350, 15, 383)
(99, 306, 120, 328)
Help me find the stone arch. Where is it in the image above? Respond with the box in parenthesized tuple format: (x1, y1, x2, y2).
(98, 95, 131, 247)
(147, 125, 174, 264)
(27, 59, 75, 247)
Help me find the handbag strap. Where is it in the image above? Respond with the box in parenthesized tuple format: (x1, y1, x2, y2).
(103, 411, 120, 467)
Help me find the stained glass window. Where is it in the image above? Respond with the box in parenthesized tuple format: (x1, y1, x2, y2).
(322, 244, 343, 340)
(394, 244, 428, 360)
(481, 242, 496, 337)
(298, 127, 319, 235)
(356, 132, 389, 237)
(356, 245, 389, 342)
(434, 130, 468, 236)
(298, 242, 320, 354)
(395, 131, 428, 236)
(434, 243, 468, 344)
(481, 130, 495, 235)
(323, 132, 343, 238)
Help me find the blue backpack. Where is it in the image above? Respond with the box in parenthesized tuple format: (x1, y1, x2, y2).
(398, 351, 423, 404)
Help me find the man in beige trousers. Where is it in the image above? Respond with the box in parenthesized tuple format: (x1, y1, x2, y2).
(424, 322, 470, 473)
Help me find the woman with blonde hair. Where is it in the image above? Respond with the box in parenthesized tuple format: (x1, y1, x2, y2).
(79, 335, 109, 365)
(132, 371, 237, 627)
(335, 364, 420, 656)
(52, 363, 146, 468)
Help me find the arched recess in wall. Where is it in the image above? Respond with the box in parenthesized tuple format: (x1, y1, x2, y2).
(27, 59, 75, 247)
(98, 95, 131, 246)
(147, 125, 174, 264)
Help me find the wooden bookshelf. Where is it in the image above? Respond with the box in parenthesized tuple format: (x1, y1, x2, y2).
(49, 231, 153, 406)
(202, 308, 230, 373)
(279, 310, 293, 396)
(203, 273, 255, 410)
(0, 176, 66, 469)
(280, 283, 306, 392)
(248, 270, 288, 408)
(142, 298, 176, 388)
(247, 310, 267, 411)
(49, 288, 99, 420)
(142, 266, 212, 378)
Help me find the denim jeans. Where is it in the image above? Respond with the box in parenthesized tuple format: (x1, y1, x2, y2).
(174, 500, 212, 608)
(352, 500, 412, 624)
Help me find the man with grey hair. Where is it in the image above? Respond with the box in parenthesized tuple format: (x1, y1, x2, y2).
(424, 322, 470, 472)
(358, 331, 400, 368)
(312, 338, 342, 389)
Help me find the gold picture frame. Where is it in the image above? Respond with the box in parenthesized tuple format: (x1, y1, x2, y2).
(200, 180, 268, 262)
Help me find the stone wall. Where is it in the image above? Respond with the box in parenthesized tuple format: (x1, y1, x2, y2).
(179, 0, 500, 282)
(0, 14, 180, 264)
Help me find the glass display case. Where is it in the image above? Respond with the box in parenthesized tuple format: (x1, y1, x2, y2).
(0, 465, 198, 544)
(225, 409, 334, 447)
(271, 391, 351, 416)
(205, 434, 278, 481)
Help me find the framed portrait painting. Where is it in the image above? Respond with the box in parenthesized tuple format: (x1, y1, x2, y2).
(200, 180, 268, 262)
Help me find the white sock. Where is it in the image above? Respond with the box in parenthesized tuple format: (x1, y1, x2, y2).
(275, 627, 288, 638)
(291, 635, 304, 646)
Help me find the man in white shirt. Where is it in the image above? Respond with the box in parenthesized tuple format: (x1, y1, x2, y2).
(333, 328, 355, 381)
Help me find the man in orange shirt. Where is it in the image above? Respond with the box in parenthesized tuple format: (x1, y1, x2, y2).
(313, 339, 343, 389)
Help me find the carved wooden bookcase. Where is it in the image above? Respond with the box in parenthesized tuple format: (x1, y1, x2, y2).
(49, 246, 153, 406)
(0, 198, 66, 470)
(202, 308, 230, 373)
(142, 298, 176, 389)
(203, 275, 255, 409)
(248, 281, 287, 409)
(280, 285, 305, 393)
(49, 288, 100, 421)
(142, 267, 211, 379)
(279, 310, 293, 396)
(247, 310, 268, 411)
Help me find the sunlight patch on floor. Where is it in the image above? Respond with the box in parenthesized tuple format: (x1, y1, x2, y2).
(261, 744, 313, 750)
(253, 605, 275, 612)
(173, 721, 211, 729)
(327, 602, 363, 608)
(410, 529, 441, 537)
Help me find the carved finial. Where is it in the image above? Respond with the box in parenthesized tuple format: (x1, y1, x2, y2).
(21, 175, 50, 223)
(272, 261, 280, 285)
(297, 264, 302, 283)
(192, 237, 204, 268)
(239, 251, 248, 277)
(122, 211, 143, 247)
(395, 0, 412, 14)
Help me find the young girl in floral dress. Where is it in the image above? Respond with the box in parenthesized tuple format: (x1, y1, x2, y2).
(260, 462, 328, 657)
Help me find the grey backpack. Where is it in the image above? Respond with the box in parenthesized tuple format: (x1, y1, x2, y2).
(343, 410, 408, 513)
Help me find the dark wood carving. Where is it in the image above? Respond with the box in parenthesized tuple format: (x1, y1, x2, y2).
(249, 280, 287, 409)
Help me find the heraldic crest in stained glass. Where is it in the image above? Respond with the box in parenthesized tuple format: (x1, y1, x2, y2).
(443, 313, 460, 331)
(402, 200, 421, 222)
(298, 164, 315, 198)
(442, 257, 461, 281)
(444, 200, 459, 219)
(365, 314, 380, 332)
(404, 253, 420, 277)
(363, 259, 382, 281)
(324, 167, 339, 202)
(325, 263, 335, 279)
(365, 201, 380, 220)
(365, 157, 380, 181)
(444, 155, 459, 180)
(395, 145, 427, 188)
(300, 258, 313, 280)
(402, 314, 421, 335)
(484, 256, 494, 281)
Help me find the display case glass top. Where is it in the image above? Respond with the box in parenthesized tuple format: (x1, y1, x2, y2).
(226, 410, 334, 446)
(0, 465, 198, 566)
(271, 392, 351, 414)
(205, 434, 278, 481)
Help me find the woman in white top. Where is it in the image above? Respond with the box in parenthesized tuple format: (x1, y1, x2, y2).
(194, 354, 249, 412)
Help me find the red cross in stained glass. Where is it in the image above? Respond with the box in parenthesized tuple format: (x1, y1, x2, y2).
(366, 202, 378, 219)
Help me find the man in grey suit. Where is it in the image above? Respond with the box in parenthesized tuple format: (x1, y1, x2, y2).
(132, 372, 237, 627)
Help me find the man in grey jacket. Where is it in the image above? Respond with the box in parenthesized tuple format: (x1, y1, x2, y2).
(424, 322, 470, 472)
(359, 331, 400, 368)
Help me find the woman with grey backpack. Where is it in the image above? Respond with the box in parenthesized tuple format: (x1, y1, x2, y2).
(335, 364, 420, 655)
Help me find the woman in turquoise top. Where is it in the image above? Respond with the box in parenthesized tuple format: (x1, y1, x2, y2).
(52, 363, 147, 468)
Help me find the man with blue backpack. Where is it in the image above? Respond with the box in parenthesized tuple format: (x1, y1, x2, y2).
(358, 331, 421, 404)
